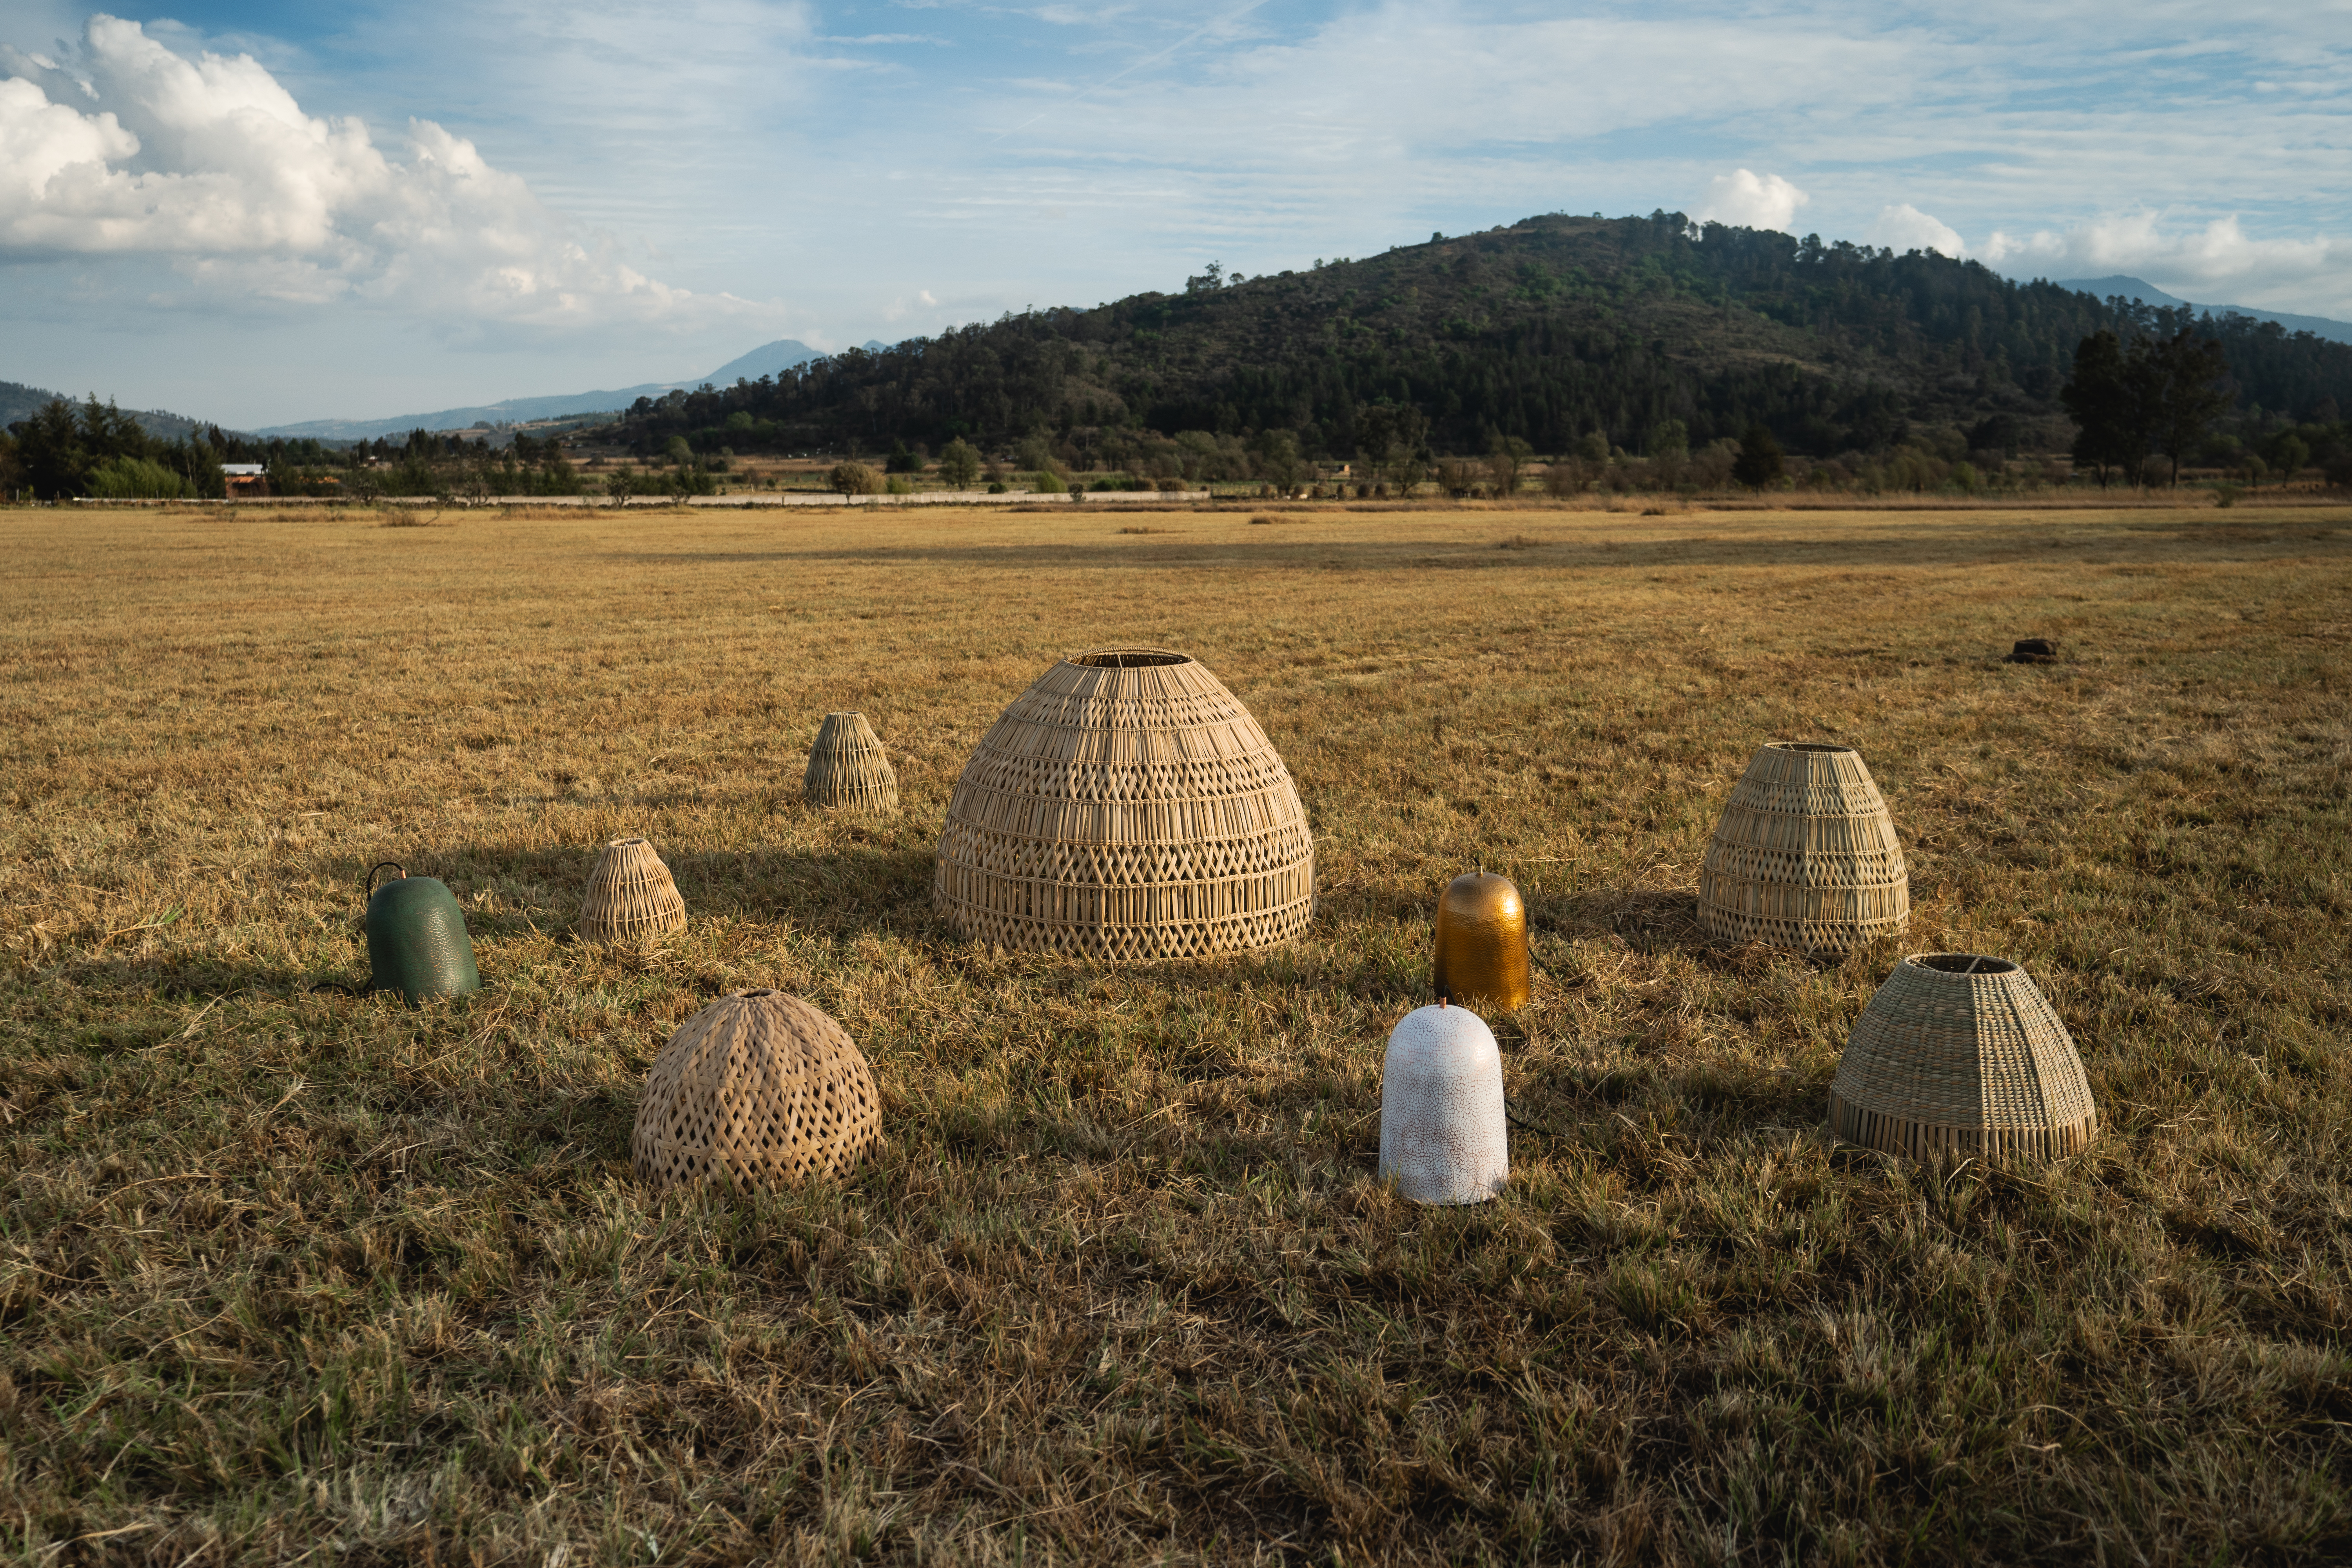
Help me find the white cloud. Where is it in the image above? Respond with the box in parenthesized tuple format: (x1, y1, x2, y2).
(1693, 169, 1809, 232)
(1982, 211, 2351, 312)
(0, 15, 779, 332)
(1867, 202, 1964, 257)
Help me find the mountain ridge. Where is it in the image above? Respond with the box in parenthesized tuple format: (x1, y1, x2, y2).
(1, 379, 229, 443)
(606, 213, 2352, 463)
(2054, 276, 2352, 345)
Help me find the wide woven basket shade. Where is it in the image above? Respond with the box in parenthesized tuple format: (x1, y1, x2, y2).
(632, 989, 882, 1191)
(804, 711, 898, 812)
(578, 837, 688, 944)
(1829, 953, 2098, 1163)
(1698, 741, 1908, 952)
(934, 648, 1315, 959)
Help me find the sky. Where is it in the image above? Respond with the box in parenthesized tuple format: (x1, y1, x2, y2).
(2, 0, 2348, 428)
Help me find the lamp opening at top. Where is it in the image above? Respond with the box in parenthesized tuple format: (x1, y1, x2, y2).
(1069, 649, 1193, 669)
(1915, 953, 2019, 975)
(1774, 741, 1856, 755)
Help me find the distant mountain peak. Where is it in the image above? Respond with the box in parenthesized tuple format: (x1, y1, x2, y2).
(2054, 275, 2192, 309)
(2054, 275, 2351, 345)
(703, 339, 826, 384)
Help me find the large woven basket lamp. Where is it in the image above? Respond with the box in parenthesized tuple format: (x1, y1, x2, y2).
(1698, 741, 1908, 953)
(804, 711, 899, 812)
(934, 648, 1315, 959)
(632, 989, 883, 1190)
(1829, 953, 2098, 1163)
(579, 837, 688, 944)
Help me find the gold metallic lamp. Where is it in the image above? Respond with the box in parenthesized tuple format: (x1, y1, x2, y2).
(1432, 868, 1530, 1013)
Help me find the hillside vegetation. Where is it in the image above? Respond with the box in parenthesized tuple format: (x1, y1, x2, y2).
(613, 212, 2352, 470)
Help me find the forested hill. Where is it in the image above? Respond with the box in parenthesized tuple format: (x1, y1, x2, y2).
(0, 380, 226, 443)
(614, 212, 2352, 463)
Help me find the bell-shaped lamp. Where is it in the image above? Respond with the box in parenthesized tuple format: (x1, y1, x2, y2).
(1378, 1002, 1508, 1204)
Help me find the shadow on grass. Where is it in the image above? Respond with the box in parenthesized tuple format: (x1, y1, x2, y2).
(292, 843, 944, 946)
(605, 517, 2352, 575)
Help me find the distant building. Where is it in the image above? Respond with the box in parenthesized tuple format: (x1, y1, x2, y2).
(221, 462, 267, 500)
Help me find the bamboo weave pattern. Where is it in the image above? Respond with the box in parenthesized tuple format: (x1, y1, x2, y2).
(1829, 953, 2098, 1163)
(804, 711, 899, 812)
(632, 989, 882, 1191)
(578, 837, 688, 944)
(935, 648, 1315, 958)
(1698, 741, 1908, 952)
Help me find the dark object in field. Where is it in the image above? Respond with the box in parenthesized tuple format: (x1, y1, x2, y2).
(579, 837, 687, 945)
(934, 647, 1315, 959)
(633, 989, 881, 1191)
(1433, 868, 1530, 1013)
(364, 862, 480, 1003)
(1697, 742, 1909, 953)
(803, 710, 898, 812)
(2005, 638, 2060, 663)
(1828, 952, 2098, 1163)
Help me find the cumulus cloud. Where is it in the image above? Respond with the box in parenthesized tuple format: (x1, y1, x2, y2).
(0, 15, 774, 330)
(1982, 211, 2352, 312)
(1867, 203, 1964, 257)
(1693, 170, 1808, 233)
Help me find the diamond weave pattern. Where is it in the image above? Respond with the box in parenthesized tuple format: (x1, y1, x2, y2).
(934, 650, 1315, 958)
(631, 989, 882, 1191)
(1697, 742, 1909, 952)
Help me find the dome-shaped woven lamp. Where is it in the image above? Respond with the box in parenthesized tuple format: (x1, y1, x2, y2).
(934, 648, 1315, 959)
(578, 837, 688, 944)
(1698, 741, 1908, 953)
(804, 711, 898, 812)
(632, 989, 882, 1191)
(1829, 953, 2098, 1163)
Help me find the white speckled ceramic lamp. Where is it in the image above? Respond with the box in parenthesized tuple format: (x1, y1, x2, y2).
(1378, 1003, 1508, 1205)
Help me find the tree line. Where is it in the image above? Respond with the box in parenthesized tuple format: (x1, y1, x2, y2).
(0, 398, 591, 501)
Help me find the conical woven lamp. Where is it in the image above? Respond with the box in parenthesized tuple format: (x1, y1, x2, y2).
(1829, 953, 2098, 1163)
(934, 648, 1315, 959)
(804, 711, 898, 812)
(579, 837, 688, 944)
(1698, 741, 1908, 952)
(632, 989, 882, 1191)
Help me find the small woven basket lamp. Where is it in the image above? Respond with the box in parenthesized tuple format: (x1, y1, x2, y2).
(1829, 953, 2098, 1163)
(1698, 741, 1908, 953)
(578, 837, 688, 944)
(632, 989, 882, 1191)
(804, 711, 898, 812)
(934, 648, 1315, 959)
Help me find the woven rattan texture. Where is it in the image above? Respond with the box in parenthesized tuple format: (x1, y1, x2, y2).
(804, 711, 899, 812)
(632, 989, 882, 1191)
(935, 648, 1315, 959)
(1828, 955, 2098, 1163)
(1698, 742, 1909, 952)
(578, 838, 687, 944)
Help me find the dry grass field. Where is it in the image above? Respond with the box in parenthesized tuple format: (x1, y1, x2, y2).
(2, 500, 2348, 1566)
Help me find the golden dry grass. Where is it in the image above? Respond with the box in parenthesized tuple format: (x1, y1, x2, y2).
(2, 501, 2349, 1565)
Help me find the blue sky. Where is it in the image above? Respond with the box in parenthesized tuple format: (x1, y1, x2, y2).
(3, 0, 2348, 427)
